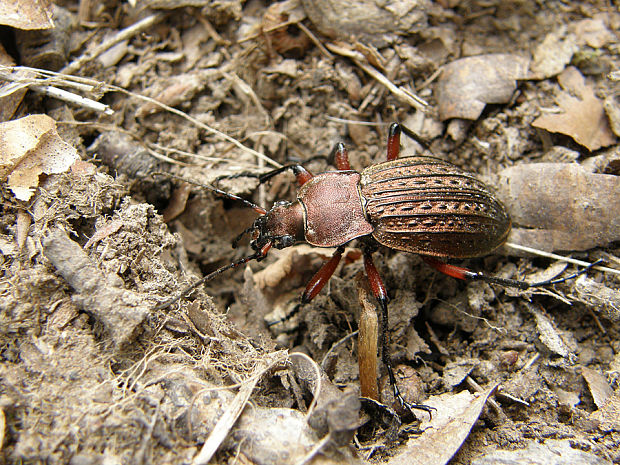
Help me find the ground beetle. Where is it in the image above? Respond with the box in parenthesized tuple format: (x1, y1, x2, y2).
(156, 123, 598, 414)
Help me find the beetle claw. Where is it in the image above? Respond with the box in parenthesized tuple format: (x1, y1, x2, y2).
(400, 399, 437, 420)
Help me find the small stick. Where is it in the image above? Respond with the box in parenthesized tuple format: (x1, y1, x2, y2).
(62, 13, 166, 75)
(505, 242, 619, 276)
(356, 273, 379, 401)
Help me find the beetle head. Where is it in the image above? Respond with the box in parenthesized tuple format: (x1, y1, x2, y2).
(250, 200, 304, 252)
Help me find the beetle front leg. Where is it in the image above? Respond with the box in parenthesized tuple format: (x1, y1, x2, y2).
(364, 250, 435, 418)
(301, 246, 344, 304)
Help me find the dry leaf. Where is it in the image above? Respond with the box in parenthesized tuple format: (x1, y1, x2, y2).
(0, 0, 54, 30)
(301, 0, 427, 48)
(530, 27, 577, 79)
(497, 162, 620, 252)
(528, 304, 575, 359)
(573, 276, 620, 323)
(532, 67, 616, 150)
(0, 114, 79, 201)
(0, 45, 27, 121)
(388, 386, 498, 465)
(437, 54, 530, 121)
(472, 439, 612, 465)
(581, 367, 613, 409)
(590, 392, 620, 432)
(572, 18, 615, 48)
(136, 72, 209, 117)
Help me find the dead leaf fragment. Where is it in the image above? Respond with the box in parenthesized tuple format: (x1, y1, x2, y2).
(0, 45, 27, 121)
(497, 162, 620, 252)
(262, 0, 311, 57)
(389, 386, 498, 465)
(532, 67, 616, 150)
(590, 391, 620, 432)
(136, 72, 209, 117)
(581, 367, 613, 409)
(0, 115, 79, 201)
(530, 28, 578, 79)
(301, 0, 428, 48)
(472, 439, 612, 465)
(437, 54, 530, 121)
(572, 18, 615, 49)
(0, 0, 54, 30)
(528, 304, 575, 359)
(573, 275, 620, 323)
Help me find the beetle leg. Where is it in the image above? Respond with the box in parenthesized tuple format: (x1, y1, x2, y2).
(386, 123, 402, 161)
(301, 246, 345, 304)
(364, 251, 435, 418)
(259, 164, 313, 186)
(331, 142, 351, 170)
(422, 256, 603, 289)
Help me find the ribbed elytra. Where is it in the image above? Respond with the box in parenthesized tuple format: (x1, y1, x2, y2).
(359, 156, 511, 258)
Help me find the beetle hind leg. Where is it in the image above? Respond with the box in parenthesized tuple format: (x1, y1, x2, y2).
(364, 250, 435, 419)
(422, 256, 603, 289)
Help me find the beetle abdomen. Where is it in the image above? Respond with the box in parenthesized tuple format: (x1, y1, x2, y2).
(360, 157, 510, 258)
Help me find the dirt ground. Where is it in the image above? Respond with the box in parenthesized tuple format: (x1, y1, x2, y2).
(1, 0, 619, 464)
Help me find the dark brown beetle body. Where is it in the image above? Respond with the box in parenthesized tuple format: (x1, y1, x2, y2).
(360, 156, 511, 258)
(261, 156, 510, 259)
(159, 122, 594, 417)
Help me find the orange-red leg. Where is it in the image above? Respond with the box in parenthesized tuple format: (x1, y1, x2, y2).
(364, 250, 434, 417)
(422, 256, 603, 289)
(259, 164, 313, 186)
(386, 123, 401, 161)
(301, 246, 344, 304)
(333, 142, 351, 170)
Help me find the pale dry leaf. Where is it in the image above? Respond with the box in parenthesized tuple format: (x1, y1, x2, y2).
(572, 18, 615, 48)
(590, 391, 620, 432)
(0, 45, 27, 121)
(388, 386, 498, 465)
(472, 439, 612, 465)
(0, 114, 79, 201)
(253, 245, 359, 290)
(0, 0, 54, 30)
(529, 305, 574, 359)
(573, 275, 620, 323)
(532, 67, 616, 151)
(530, 27, 577, 79)
(581, 367, 613, 409)
(437, 54, 530, 121)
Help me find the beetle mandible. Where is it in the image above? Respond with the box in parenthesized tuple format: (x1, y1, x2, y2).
(156, 122, 596, 414)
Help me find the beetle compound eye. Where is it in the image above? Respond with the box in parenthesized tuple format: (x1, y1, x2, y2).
(274, 235, 295, 249)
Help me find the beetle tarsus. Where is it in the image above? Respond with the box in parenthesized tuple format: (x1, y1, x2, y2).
(528, 258, 605, 287)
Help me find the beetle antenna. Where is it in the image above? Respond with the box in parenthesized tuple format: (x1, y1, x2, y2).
(399, 124, 434, 155)
(151, 172, 267, 214)
(153, 246, 270, 311)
